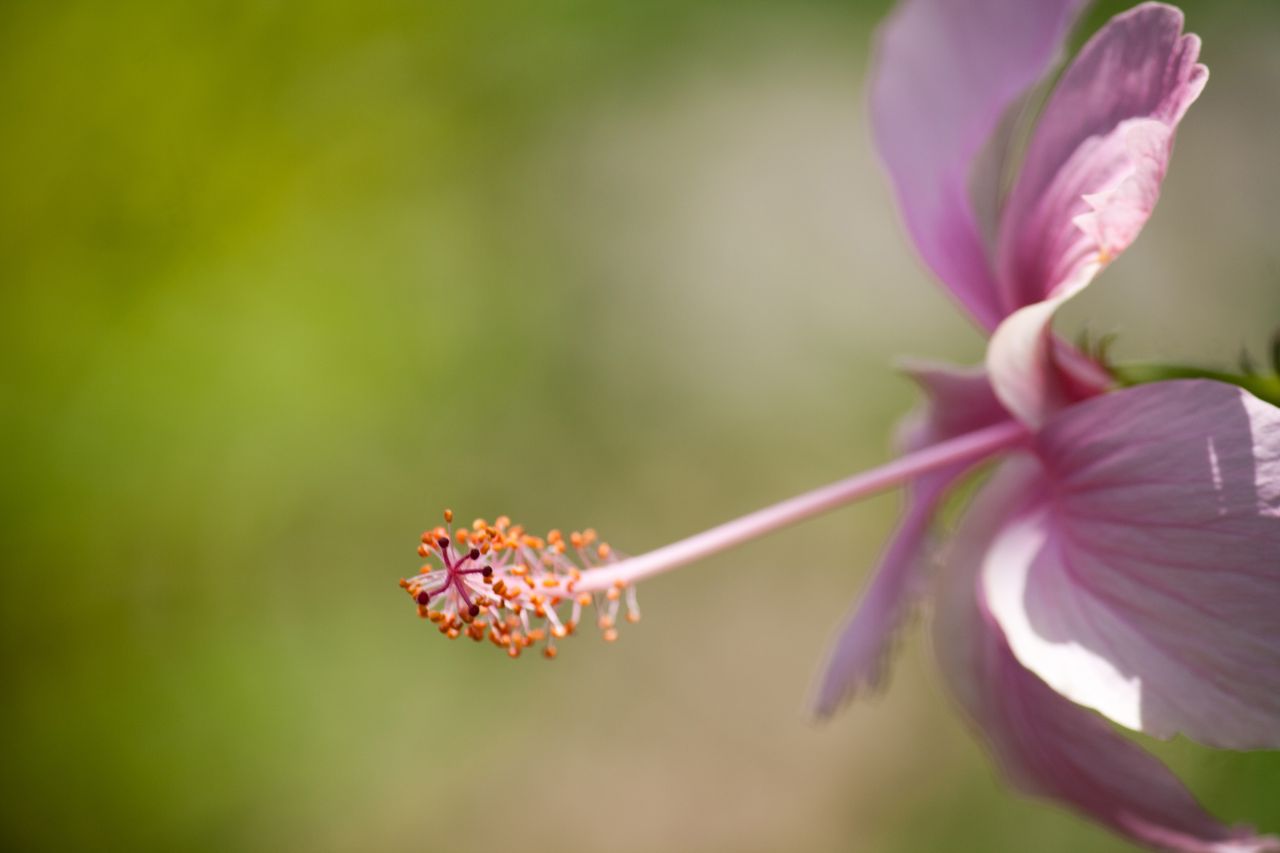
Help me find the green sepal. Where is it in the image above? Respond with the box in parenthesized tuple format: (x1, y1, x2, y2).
(1110, 362, 1280, 407)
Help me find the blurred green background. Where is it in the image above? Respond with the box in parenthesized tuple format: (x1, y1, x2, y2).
(2, 1, 1277, 850)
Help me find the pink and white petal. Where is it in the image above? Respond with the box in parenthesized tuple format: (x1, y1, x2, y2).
(815, 362, 1013, 714)
(996, 2, 1207, 311)
(936, 457, 1280, 853)
(871, 0, 1085, 331)
(986, 296, 1073, 428)
(1074, 119, 1181, 263)
(985, 293, 1113, 428)
(983, 380, 1280, 749)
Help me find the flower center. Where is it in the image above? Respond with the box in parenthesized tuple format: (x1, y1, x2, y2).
(399, 510, 638, 658)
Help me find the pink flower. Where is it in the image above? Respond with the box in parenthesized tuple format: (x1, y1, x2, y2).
(401, 2, 1280, 847)
(819, 0, 1211, 708)
(811, 1, 1280, 848)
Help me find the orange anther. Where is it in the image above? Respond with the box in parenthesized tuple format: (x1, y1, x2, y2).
(405, 514, 633, 659)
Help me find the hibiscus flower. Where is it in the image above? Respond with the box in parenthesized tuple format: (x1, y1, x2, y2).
(401, 3, 1280, 848)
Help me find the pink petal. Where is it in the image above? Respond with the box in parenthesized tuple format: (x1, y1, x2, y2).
(870, 0, 1085, 331)
(814, 363, 1010, 714)
(985, 293, 1113, 428)
(812, 482, 944, 715)
(986, 296, 1072, 428)
(987, 4, 1207, 426)
(983, 380, 1280, 749)
(936, 457, 1280, 853)
(894, 360, 1009, 452)
(996, 2, 1207, 311)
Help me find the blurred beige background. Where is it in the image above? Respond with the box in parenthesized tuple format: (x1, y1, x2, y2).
(1, 1, 1277, 851)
